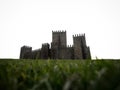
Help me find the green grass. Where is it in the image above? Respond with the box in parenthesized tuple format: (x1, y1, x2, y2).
(0, 59, 120, 90)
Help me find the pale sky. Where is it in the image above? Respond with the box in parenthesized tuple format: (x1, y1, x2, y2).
(0, 0, 120, 59)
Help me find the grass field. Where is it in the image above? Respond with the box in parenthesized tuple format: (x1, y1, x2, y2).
(0, 59, 120, 90)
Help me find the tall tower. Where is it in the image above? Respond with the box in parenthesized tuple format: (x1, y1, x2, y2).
(52, 31, 67, 47)
(73, 34, 91, 59)
(73, 35, 83, 59)
(51, 30, 67, 59)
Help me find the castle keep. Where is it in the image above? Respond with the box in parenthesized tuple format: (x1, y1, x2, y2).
(20, 31, 91, 59)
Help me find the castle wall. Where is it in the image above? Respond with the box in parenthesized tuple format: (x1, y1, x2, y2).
(41, 43, 50, 59)
(65, 46, 74, 59)
(51, 42, 58, 59)
(31, 49, 41, 59)
(20, 31, 91, 60)
(50, 46, 73, 59)
(59, 47, 67, 59)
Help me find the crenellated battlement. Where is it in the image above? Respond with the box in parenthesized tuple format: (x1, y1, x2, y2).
(52, 30, 67, 47)
(52, 30, 66, 33)
(73, 33, 85, 37)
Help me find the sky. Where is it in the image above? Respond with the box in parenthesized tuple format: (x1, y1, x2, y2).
(0, 0, 120, 59)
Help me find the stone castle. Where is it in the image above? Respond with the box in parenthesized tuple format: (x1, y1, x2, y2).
(20, 31, 91, 59)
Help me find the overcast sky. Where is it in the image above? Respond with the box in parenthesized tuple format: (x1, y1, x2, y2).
(0, 0, 120, 59)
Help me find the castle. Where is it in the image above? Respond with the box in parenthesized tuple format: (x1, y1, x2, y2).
(20, 31, 91, 59)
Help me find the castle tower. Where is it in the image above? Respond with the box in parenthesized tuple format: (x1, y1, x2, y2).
(51, 30, 67, 59)
(80, 34, 91, 59)
(52, 30, 67, 47)
(73, 34, 91, 59)
(73, 35, 83, 59)
(20, 46, 32, 59)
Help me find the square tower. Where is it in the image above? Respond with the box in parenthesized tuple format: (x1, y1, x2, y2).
(73, 34, 91, 59)
(51, 30, 67, 59)
(52, 31, 67, 48)
(73, 35, 83, 59)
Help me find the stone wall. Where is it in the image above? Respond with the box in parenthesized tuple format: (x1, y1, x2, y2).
(41, 43, 50, 59)
(65, 45, 74, 59)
